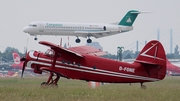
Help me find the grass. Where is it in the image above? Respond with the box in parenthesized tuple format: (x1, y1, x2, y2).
(0, 76, 180, 101)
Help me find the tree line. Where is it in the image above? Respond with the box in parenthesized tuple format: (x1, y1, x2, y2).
(0, 47, 24, 62)
(0, 45, 180, 62)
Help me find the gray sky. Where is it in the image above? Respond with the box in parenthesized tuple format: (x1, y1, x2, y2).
(0, 0, 180, 54)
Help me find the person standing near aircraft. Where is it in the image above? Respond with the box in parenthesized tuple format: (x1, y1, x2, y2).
(23, 10, 141, 43)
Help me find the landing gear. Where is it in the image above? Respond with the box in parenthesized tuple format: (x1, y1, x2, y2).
(87, 38, 92, 43)
(41, 72, 60, 87)
(75, 37, 81, 43)
(140, 82, 146, 89)
(41, 82, 48, 87)
(34, 36, 38, 40)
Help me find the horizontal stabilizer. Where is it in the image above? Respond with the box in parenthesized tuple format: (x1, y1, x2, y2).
(130, 11, 141, 14)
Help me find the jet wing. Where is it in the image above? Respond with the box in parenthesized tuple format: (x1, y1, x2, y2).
(74, 30, 120, 38)
(39, 41, 83, 58)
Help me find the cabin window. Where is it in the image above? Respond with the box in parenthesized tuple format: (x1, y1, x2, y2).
(93, 66, 97, 69)
(32, 25, 37, 27)
(29, 24, 37, 27)
(61, 60, 65, 63)
(103, 26, 106, 31)
(44, 49, 54, 57)
(67, 61, 71, 64)
(77, 63, 81, 66)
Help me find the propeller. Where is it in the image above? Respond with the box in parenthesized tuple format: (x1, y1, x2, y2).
(20, 56, 27, 78)
(21, 59, 26, 78)
(20, 38, 29, 78)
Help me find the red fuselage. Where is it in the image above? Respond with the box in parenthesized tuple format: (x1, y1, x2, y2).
(25, 50, 166, 83)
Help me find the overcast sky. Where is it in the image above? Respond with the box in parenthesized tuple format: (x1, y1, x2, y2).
(0, 0, 180, 54)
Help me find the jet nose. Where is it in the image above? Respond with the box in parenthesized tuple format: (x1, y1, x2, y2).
(23, 26, 29, 33)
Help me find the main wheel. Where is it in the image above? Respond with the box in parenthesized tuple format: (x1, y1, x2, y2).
(41, 82, 47, 87)
(75, 38, 81, 43)
(49, 84, 58, 87)
(87, 39, 92, 43)
(34, 37, 38, 40)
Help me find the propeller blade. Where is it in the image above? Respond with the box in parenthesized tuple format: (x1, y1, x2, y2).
(24, 38, 29, 56)
(21, 61, 26, 78)
(21, 39, 28, 78)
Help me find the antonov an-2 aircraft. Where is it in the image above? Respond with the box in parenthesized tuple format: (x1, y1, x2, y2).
(23, 10, 141, 43)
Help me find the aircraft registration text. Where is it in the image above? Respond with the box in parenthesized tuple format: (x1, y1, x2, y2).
(119, 66, 135, 73)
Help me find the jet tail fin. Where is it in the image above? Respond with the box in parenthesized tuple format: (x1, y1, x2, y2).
(119, 10, 140, 26)
(12, 52, 21, 65)
(134, 40, 166, 80)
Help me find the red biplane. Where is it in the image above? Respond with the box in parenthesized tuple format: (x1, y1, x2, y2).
(21, 40, 166, 89)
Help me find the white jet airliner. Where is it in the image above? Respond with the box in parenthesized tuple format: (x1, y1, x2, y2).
(23, 10, 141, 43)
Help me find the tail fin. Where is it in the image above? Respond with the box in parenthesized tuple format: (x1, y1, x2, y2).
(135, 40, 166, 79)
(12, 52, 21, 65)
(119, 10, 140, 26)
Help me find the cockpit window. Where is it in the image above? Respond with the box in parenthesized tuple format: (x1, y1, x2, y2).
(29, 24, 37, 27)
(45, 49, 54, 57)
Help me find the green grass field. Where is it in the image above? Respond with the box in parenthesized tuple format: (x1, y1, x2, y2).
(0, 76, 180, 101)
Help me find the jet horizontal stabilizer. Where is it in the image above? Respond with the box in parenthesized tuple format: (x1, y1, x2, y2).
(131, 11, 152, 14)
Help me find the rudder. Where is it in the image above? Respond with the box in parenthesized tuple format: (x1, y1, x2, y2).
(12, 52, 21, 65)
(135, 40, 166, 80)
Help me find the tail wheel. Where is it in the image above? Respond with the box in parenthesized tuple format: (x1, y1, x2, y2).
(141, 85, 146, 89)
(140, 82, 146, 89)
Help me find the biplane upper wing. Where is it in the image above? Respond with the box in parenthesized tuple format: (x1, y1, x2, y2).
(39, 41, 83, 58)
(39, 41, 106, 57)
(68, 46, 106, 56)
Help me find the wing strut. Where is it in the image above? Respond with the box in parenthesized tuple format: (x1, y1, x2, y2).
(52, 49, 58, 68)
